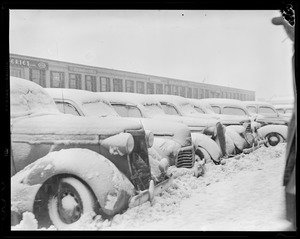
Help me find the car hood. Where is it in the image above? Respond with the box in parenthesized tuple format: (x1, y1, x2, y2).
(149, 114, 212, 129)
(11, 113, 143, 136)
(127, 117, 191, 146)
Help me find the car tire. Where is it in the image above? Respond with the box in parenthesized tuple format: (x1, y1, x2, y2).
(34, 176, 98, 229)
(264, 132, 284, 147)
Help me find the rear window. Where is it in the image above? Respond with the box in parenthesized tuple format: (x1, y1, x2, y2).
(211, 106, 221, 114)
(258, 106, 277, 115)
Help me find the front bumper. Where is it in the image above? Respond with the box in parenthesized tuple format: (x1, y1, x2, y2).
(128, 175, 173, 208)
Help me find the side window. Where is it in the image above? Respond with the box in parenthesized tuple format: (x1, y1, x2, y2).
(223, 107, 246, 116)
(276, 109, 284, 114)
(55, 102, 80, 116)
(112, 104, 127, 117)
(211, 106, 221, 114)
(247, 106, 257, 114)
(258, 106, 277, 115)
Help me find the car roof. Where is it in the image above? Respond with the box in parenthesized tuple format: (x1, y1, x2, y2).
(45, 88, 111, 105)
(199, 98, 246, 106)
(243, 101, 274, 106)
(148, 94, 190, 106)
(98, 92, 161, 106)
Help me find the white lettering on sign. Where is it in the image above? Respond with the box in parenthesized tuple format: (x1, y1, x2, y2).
(10, 58, 30, 67)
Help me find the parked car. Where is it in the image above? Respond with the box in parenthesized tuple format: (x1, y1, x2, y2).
(10, 77, 171, 229)
(273, 104, 293, 122)
(45, 88, 201, 176)
(200, 98, 288, 147)
(243, 101, 289, 126)
(99, 92, 224, 164)
(148, 94, 230, 157)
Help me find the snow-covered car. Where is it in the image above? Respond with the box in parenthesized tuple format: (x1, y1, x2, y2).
(10, 77, 172, 229)
(274, 104, 293, 122)
(244, 101, 289, 126)
(200, 98, 288, 147)
(99, 92, 224, 165)
(150, 94, 231, 157)
(45, 88, 200, 176)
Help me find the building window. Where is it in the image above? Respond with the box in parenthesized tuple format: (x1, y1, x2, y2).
(172, 85, 179, 95)
(10, 68, 22, 78)
(193, 88, 199, 99)
(165, 85, 171, 95)
(199, 89, 204, 98)
(100, 77, 110, 92)
(69, 73, 82, 89)
(85, 75, 96, 91)
(50, 71, 65, 88)
(187, 88, 192, 98)
(30, 69, 46, 87)
(125, 80, 134, 92)
(156, 84, 163, 94)
(113, 78, 123, 92)
(210, 91, 215, 98)
(147, 83, 154, 94)
(179, 86, 185, 97)
(205, 89, 209, 98)
(136, 81, 145, 93)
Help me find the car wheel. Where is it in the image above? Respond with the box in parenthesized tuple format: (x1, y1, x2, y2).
(34, 176, 98, 229)
(264, 132, 284, 147)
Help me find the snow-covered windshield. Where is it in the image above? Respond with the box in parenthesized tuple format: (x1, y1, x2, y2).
(112, 104, 143, 118)
(179, 103, 201, 116)
(143, 104, 166, 116)
(223, 107, 247, 116)
(82, 100, 119, 117)
(161, 104, 180, 116)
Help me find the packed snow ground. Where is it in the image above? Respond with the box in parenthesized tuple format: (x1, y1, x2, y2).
(12, 143, 292, 231)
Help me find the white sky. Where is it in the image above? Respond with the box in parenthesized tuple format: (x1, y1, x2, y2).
(9, 10, 294, 100)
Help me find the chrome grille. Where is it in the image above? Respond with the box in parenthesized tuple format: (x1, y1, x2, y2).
(176, 146, 194, 168)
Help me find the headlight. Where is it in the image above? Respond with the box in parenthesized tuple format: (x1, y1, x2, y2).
(101, 133, 135, 155)
(145, 130, 154, 148)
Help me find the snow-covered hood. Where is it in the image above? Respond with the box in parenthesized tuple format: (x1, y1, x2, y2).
(150, 114, 211, 131)
(11, 113, 143, 136)
(127, 117, 191, 146)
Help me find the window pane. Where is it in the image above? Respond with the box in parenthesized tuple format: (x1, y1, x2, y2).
(11, 68, 22, 78)
(156, 84, 163, 94)
(55, 102, 80, 116)
(136, 81, 144, 93)
(127, 106, 142, 117)
(112, 104, 127, 117)
(85, 75, 96, 91)
(147, 83, 154, 94)
(258, 106, 277, 115)
(247, 106, 256, 114)
(211, 106, 221, 114)
(113, 78, 123, 92)
(223, 107, 246, 116)
(161, 104, 180, 115)
(51, 71, 64, 88)
(125, 80, 134, 92)
(165, 85, 171, 94)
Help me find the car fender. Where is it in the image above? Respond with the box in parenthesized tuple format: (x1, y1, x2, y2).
(11, 148, 135, 217)
(225, 126, 247, 152)
(191, 133, 222, 162)
(257, 124, 288, 139)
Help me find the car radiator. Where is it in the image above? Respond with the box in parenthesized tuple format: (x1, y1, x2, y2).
(175, 146, 194, 168)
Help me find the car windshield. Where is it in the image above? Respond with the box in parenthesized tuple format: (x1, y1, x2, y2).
(247, 106, 256, 114)
(143, 103, 166, 116)
(211, 106, 221, 114)
(194, 106, 205, 114)
(161, 104, 181, 116)
(82, 100, 119, 117)
(179, 103, 200, 116)
(223, 107, 247, 116)
(112, 104, 143, 118)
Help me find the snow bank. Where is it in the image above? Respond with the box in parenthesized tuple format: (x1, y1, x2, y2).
(12, 143, 292, 231)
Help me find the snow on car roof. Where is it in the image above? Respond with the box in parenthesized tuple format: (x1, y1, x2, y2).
(199, 98, 246, 107)
(10, 77, 60, 118)
(98, 92, 161, 106)
(273, 104, 294, 109)
(149, 94, 190, 106)
(188, 98, 211, 107)
(45, 88, 111, 105)
(243, 101, 274, 106)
